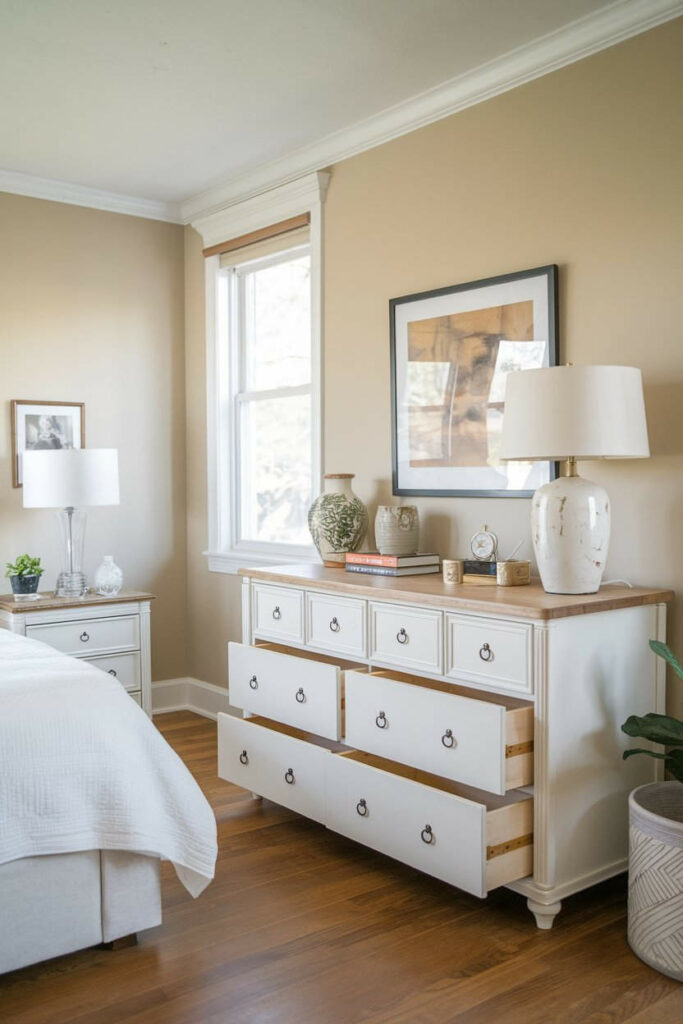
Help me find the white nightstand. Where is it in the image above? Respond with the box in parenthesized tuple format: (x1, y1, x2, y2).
(0, 590, 154, 715)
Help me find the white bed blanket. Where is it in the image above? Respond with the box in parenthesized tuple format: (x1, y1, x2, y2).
(0, 629, 217, 896)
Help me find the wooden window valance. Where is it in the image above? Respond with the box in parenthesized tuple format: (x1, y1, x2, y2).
(202, 213, 310, 259)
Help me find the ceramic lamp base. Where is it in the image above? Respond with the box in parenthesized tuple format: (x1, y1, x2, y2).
(532, 474, 610, 594)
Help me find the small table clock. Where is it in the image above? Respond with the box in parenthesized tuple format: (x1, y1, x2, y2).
(470, 525, 498, 562)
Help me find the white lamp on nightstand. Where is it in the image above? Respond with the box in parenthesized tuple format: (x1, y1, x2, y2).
(22, 449, 120, 597)
(499, 365, 649, 595)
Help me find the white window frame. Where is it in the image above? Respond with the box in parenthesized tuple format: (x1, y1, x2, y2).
(195, 172, 328, 574)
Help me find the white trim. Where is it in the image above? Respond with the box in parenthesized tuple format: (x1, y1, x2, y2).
(151, 677, 234, 720)
(180, 0, 683, 222)
(200, 172, 327, 576)
(0, 169, 182, 223)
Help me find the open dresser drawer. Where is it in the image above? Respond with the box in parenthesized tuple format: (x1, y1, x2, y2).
(344, 669, 533, 795)
(325, 750, 533, 898)
(228, 641, 365, 741)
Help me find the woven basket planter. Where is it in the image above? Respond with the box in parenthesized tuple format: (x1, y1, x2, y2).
(628, 782, 683, 981)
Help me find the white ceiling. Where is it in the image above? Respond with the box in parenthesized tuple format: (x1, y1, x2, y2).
(0, 0, 679, 220)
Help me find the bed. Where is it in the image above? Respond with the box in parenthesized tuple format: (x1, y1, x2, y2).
(0, 628, 217, 974)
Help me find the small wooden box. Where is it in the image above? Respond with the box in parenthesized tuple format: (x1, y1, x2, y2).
(496, 561, 531, 587)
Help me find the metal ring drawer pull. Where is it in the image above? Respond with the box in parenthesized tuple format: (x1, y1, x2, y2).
(284, 768, 295, 784)
(396, 628, 408, 645)
(249, 675, 258, 690)
(479, 642, 493, 662)
(108, 669, 118, 677)
(375, 710, 387, 729)
(295, 687, 306, 703)
(80, 631, 90, 643)
(356, 798, 368, 817)
(441, 728, 455, 748)
(272, 606, 281, 620)
(329, 617, 340, 633)
(239, 750, 248, 765)
(421, 825, 434, 845)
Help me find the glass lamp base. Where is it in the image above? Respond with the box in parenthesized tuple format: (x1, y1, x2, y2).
(55, 571, 88, 598)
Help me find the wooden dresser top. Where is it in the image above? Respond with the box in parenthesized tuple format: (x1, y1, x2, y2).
(0, 590, 154, 615)
(239, 564, 673, 621)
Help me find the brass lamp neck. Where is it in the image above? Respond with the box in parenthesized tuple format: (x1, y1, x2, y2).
(562, 457, 579, 478)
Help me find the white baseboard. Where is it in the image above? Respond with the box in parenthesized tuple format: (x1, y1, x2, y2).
(152, 677, 235, 721)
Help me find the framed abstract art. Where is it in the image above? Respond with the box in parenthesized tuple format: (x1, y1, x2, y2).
(390, 265, 558, 497)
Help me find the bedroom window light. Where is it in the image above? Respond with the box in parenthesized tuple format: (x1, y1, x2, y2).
(199, 174, 328, 574)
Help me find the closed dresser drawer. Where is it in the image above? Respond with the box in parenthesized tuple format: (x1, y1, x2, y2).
(446, 614, 533, 694)
(228, 642, 345, 740)
(325, 751, 533, 898)
(26, 615, 140, 658)
(306, 592, 366, 658)
(345, 670, 533, 795)
(369, 602, 442, 675)
(253, 585, 304, 644)
(85, 651, 141, 693)
(217, 714, 329, 823)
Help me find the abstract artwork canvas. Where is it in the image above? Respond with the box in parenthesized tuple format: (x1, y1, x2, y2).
(390, 265, 558, 496)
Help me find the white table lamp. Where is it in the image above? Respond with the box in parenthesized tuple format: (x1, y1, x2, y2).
(22, 449, 120, 597)
(499, 366, 649, 594)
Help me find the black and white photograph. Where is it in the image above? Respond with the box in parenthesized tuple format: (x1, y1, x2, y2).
(11, 400, 85, 487)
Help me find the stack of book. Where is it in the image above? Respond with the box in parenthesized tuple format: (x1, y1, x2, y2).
(345, 552, 440, 576)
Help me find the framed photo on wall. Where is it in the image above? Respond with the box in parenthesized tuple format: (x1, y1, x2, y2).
(11, 400, 85, 487)
(390, 264, 558, 497)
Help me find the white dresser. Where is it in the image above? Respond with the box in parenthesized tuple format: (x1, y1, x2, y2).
(218, 565, 672, 928)
(0, 590, 154, 715)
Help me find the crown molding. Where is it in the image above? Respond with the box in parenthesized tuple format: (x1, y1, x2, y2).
(181, 0, 683, 223)
(0, 169, 182, 223)
(191, 171, 330, 246)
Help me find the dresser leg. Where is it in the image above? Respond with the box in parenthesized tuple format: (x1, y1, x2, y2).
(250, 792, 262, 801)
(527, 898, 562, 930)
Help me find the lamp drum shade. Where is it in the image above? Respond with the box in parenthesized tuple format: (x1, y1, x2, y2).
(499, 365, 650, 462)
(22, 449, 120, 508)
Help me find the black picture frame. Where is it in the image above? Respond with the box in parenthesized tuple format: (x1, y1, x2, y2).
(390, 264, 559, 498)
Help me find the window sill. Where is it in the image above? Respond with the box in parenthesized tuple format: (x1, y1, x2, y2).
(204, 549, 321, 576)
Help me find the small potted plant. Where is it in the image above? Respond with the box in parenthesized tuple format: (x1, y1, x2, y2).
(5, 554, 45, 598)
(621, 640, 683, 981)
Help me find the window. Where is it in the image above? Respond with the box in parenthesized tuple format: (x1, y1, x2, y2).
(229, 244, 314, 548)
(199, 172, 328, 574)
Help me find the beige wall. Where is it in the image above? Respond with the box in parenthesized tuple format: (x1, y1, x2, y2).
(0, 194, 187, 681)
(186, 21, 682, 708)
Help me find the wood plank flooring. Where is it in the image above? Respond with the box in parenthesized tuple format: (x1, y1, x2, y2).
(1, 711, 680, 1023)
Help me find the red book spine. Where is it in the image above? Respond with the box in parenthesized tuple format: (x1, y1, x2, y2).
(345, 552, 399, 567)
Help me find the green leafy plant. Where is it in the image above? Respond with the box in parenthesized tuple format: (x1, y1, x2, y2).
(5, 554, 45, 578)
(621, 640, 683, 783)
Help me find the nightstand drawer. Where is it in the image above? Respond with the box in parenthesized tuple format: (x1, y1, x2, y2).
(217, 714, 331, 823)
(306, 592, 366, 658)
(253, 585, 304, 644)
(85, 652, 141, 692)
(26, 615, 140, 657)
(326, 751, 533, 898)
(446, 614, 533, 694)
(128, 691, 142, 707)
(370, 602, 442, 674)
(345, 669, 533, 795)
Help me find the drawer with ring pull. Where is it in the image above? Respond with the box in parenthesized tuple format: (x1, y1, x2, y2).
(446, 614, 533, 695)
(369, 602, 442, 675)
(253, 584, 304, 644)
(25, 615, 139, 657)
(217, 714, 338, 823)
(306, 592, 366, 658)
(228, 641, 365, 741)
(344, 668, 533, 794)
(84, 651, 141, 692)
(325, 749, 533, 897)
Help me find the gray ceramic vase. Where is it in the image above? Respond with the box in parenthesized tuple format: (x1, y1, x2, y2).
(374, 505, 419, 556)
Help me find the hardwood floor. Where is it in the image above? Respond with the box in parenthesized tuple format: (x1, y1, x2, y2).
(1, 711, 680, 1023)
